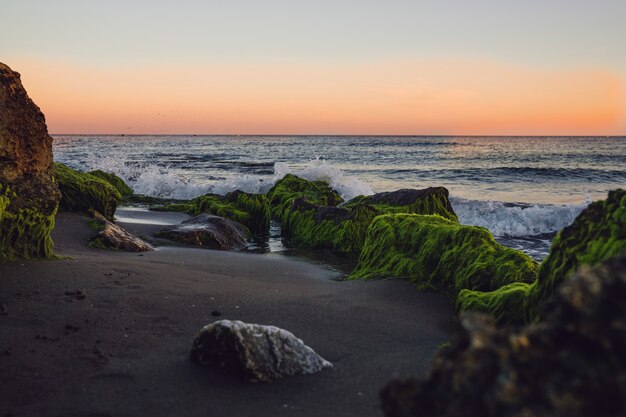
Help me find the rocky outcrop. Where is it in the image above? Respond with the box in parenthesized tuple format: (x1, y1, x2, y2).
(350, 214, 538, 294)
(344, 187, 458, 222)
(0, 62, 61, 260)
(153, 190, 270, 235)
(380, 253, 626, 417)
(157, 214, 250, 251)
(88, 211, 153, 252)
(190, 320, 332, 382)
(268, 176, 458, 256)
(54, 163, 121, 220)
(457, 189, 626, 324)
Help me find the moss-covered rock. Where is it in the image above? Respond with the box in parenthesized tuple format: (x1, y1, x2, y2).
(0, 62, 61, 261)
(0, 184, 58, 261)
(349, 214, 539, 295)
(457, 189, 626, 324)
(88, 170, 133, 197)
(54, 163, 121, 220)
(279, 187, 459, 255)
(344, 187, 458, 222)
(381, 253, 626, 417)
(154, 190, 270, 235)
(267, 174, 343, 220)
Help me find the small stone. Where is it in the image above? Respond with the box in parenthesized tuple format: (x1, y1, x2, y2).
(211, 310, 222, 317)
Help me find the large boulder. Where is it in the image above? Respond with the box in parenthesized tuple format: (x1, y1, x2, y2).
(0, 62, 61, 260)
(349, 214, 538, 294)
(190, 320, 332, 382)
(267, 174, 343, 219)
(88, 211, 153, 252)
(54, 163, 121, 220)
(157, 213, 250, 251)
(458, 189, 626, 324)
(380, 252, 626, 417)
(154, 190, 270, 235)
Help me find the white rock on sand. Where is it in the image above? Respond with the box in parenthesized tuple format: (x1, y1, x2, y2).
(190, 320, 332, 382)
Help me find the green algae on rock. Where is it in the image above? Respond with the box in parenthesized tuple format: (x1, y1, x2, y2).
(344, 187, 458, 222)
(154, 191, 270, 235)
(267, 174, 343, 219)
(0, 62, 61, 261)
(349, 214, 539, 295)
(381, 253, 626, 417)
(457, 189, 626, 324)
(54, 163, 121, 220)
(88, 170, 133, 197)
(269, 179, 460, 256)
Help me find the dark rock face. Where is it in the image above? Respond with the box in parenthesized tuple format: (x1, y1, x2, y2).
(157, 214, 250, 251)
(0, 62, 61, 260)
(380, 253, 626, 417)
(89, 211, 153, 252)
(190, 320, 332, 382)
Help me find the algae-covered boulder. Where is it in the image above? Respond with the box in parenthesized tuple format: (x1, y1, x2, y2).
(88, 211, 154, 252)
(350, 214, 538, 294)
(457, 189, 626, 324)
(154, 190, 270, 235)
(54, 163, 121, 220)
(344, 187, 458, 222)
(267, 174, 343, 219)
(157, 213, 250, 251)
(190, 320, 332, 382)
(280, 187, 458, 255)
(0, 62, 61, 260)
(88, 170, 133, 197)
(381, 253, 626, 417)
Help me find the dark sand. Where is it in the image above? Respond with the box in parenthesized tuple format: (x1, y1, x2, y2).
(0, 209, 454, 417)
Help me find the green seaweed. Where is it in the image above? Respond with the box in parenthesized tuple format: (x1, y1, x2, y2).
(457, 189, 626, 324)
(344, 187, 458, 222)
(54, 163, 121, 220)
(88, 170, 133, 197)
(0, 183, 58, 261)
(349, 214, 539, 295)
(269, 178, 460, 256)
(281, 202, 379, 255)
(155, 191, 270, 235)
(267, 174, 343, 219)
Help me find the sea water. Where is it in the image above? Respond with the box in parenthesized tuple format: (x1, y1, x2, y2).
(52, 135, 626, 260)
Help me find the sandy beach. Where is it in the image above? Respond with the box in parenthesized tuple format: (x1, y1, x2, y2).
(0, 210, 454, 417)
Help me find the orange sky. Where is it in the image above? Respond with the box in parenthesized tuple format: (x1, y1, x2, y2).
(11, 58, 625, 136)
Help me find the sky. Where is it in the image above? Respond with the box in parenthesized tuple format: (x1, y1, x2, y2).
(1, 0, 625, 135)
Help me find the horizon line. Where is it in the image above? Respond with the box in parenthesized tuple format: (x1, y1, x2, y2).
(49, 133, 626, 138)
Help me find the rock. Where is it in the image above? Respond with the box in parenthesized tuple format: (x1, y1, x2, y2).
(349, 214, 538, 294)
(270, 179, 457, 256)
(457, 189, 626, 324)
(89, 211, 154, 252)
(380, 253, 626, 417)
(0, 62, 61, 260)
(157, 214, 250, 251)
(190, 320, 332, 382)
(54, 163, 121, 220)
(87, 170, 133, 197)
(346, 187, 458, 222)
(154, 191, 270, 235)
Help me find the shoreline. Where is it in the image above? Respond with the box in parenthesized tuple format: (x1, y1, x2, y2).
(0, 211, 455, 417)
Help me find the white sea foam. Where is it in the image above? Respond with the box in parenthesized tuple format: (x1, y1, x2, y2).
(274, 158, 374, 201)
(451, 197, 589, 237)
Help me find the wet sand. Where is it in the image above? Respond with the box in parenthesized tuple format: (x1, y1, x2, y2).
(0, 210, 454, 417)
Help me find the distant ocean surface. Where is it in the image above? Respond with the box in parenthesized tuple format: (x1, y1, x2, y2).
(52, 135, 626, 260)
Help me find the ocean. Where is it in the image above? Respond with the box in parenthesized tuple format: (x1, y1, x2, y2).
(52, 135, 626, 261)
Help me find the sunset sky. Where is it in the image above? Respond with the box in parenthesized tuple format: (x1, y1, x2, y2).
(1, 0, 625, 135)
